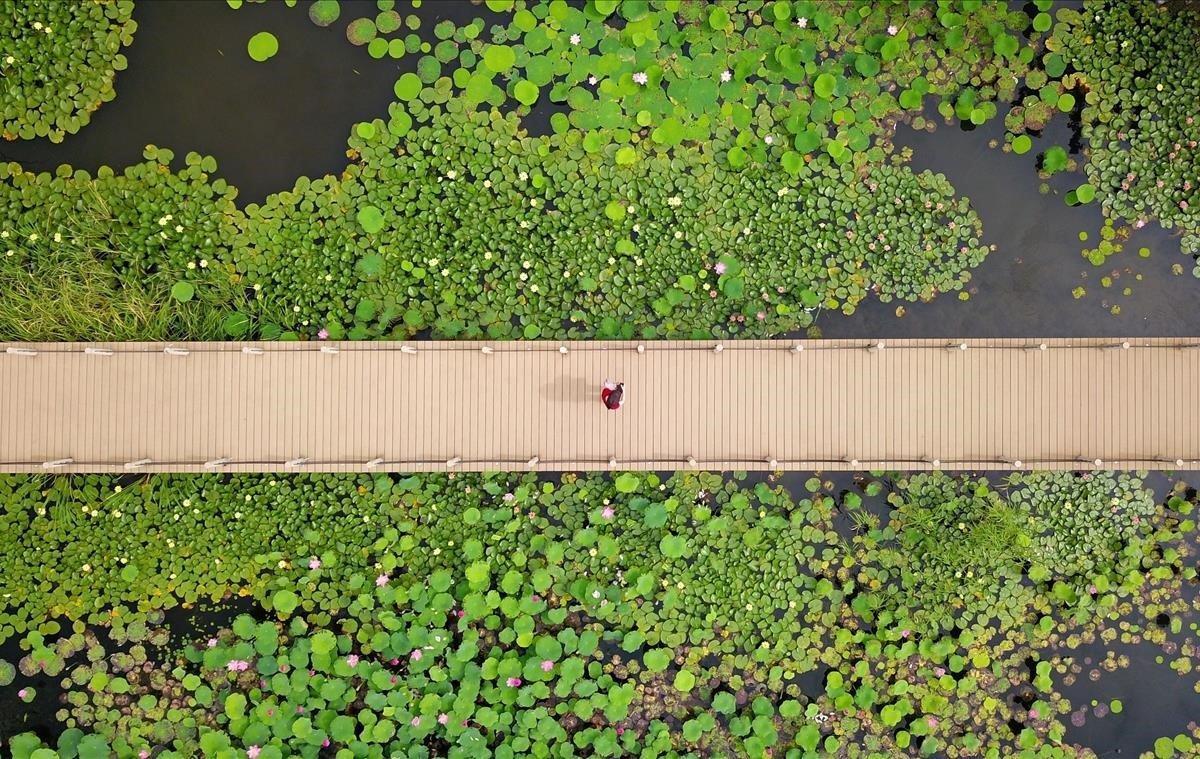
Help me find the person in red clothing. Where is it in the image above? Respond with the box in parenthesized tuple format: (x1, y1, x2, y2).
(601, 379, 624, 410)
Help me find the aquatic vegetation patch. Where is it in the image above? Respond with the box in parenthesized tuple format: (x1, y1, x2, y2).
(293, 0, 1052, 174)
(0, 150, 247, 341)
(0, 0, 136, 142)
(238, 107, 987, 340)
(1003, 0, 1200, 272)
(2, 470, 1199, 756)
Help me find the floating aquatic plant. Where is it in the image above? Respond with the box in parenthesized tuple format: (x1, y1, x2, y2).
(2, 470, 1198, 756)
(0, 0, 136, 142)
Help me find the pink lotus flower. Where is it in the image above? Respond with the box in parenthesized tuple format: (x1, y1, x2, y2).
(139, 752, 150, 759)
(601, 506, 615, 520)
(927, 716, 939, 728)
(541, 660, 554, 672)
(207, 637, 218, 648)
(1029, 708, 1040, 719)
(18, 688, 27, 699)
(438, 713, 450, 725)
(503, 492, 514, 502)
(900, 629, 910, 638)
(322, 739, 330, 748)
(933, 666, 946, 677)
(756, 311, 765, 321)
(247, 748, 261, 759)
(227, 660, 250, 672)
(317, 329, 329, 340)
(456, 610, 465, 618)
(506, 677, 522, 687)
(376, 573, 389, 587)
(411, 649, 423, 662)
(714, 262, 727, 275)
(410, 716, 421, 727)
(616, 727, 625, 736)
(308, 557, 321, 570)
(296, 705, 305, 713)
(346, 654, 360, 667)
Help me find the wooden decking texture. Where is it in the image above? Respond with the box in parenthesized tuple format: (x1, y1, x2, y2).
(0, 339, 1197, 473)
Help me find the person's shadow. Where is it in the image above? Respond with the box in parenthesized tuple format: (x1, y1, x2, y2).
(539, 374, 595, 404)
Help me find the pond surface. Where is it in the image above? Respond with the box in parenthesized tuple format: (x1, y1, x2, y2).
(3, 2, 1200, 755)
(4, 1, 1198, 340)
(0, 0, 477, 205)
(821, 116, 1200, 339)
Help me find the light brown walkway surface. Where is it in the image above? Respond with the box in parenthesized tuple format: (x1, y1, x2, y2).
(1, 338, 1198, 473)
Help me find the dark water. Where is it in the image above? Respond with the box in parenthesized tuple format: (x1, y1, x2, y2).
(0, 0, 493, 205)
(1057, 640, 1200, 754)
(822, 115, 1200, 339)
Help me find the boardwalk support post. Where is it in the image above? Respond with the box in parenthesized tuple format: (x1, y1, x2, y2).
(124, 459, 151, 469)
(480, 347, 494, 355)
(446, 456, 461, 467)
(767, 458, 778, 469)
(947, 342, 967, 352)
(713, 343, 724, 354)
(164, 347, 189, 356)
(6, 347, 37, 356)
(791, 344, 804, 354)
(686, 456, 697, 468)
(366, 458, 384, 468)
(637, 344, 645, 354)
(1013, 460, 1024, 468)
(527, 456, 539, 468)
(84, 347, 114, 356)
(608, 457, 617, 469)
(848, 458, 860, 468)
(400, 345, 418, 354)
(930, 458, 941, 468)
(1026, 342, 1048, 352)
(867, 341, 885, 353)
(558, 346, 568, 355)
(204, 458, 230, 469)
(320, 346, 339, 355)
(41, 458, 73, 468)
(285, 457, 308, 467)
(242, 346, 264, 355)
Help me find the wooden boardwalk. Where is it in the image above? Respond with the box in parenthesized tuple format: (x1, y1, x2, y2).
(1, 339, 1198, 473)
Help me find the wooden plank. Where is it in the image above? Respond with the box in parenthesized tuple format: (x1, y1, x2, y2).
(0, 339, 1197, 472)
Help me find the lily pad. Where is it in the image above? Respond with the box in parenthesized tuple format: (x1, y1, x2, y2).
(247, 32, 279, 63)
